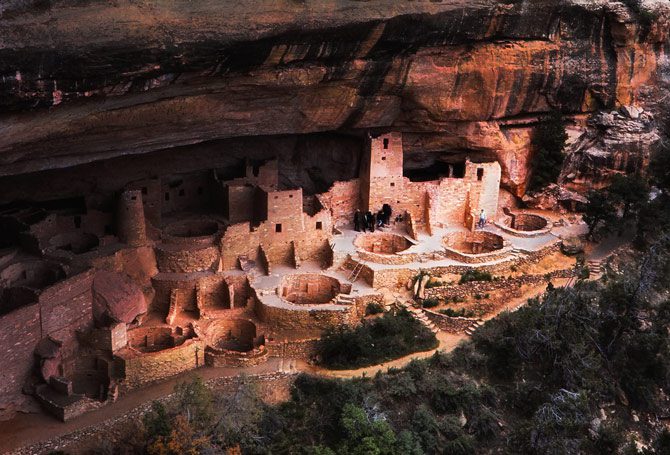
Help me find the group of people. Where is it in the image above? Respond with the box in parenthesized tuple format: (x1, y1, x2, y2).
(353, 205, 487, 231)
(354, 203, 396, 232)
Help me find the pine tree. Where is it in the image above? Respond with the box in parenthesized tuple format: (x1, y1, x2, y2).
(529, 110, 568, 191)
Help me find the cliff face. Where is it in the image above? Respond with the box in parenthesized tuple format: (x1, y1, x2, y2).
(0, 0, 668, 192)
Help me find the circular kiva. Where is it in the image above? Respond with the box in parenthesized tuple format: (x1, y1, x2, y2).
(442, 231, 505, 255)
(279, 273, 342, 305)
(354, 232, 412, 255)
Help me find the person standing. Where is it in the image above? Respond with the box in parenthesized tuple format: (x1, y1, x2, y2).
(382, 203, 392, 226)
(366, 211, 374, 232)
(478, 209, 487, 229)
(354, 209, 362, 232)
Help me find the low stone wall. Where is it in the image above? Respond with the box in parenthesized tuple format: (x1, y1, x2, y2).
(356, 250, 418, 265)
(205, 345, 269, 367)
(368, 242, 563, 289)
(423, 310, 475, 334)
(34, 385, 104, 422)
(423, 268, 574, 302)
(118, 338, 205, 392)
(266, 338, 320, 360)
(442, 246, 512, 264)
(255, 297, 358, 332)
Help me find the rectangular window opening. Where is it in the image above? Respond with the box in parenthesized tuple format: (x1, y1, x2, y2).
(164, 192, 170, 201)
(275, 224, 282, 233)
(383, 138, 389, 149)
(477, 168, 484, 181)
(316, 221, 323, 230)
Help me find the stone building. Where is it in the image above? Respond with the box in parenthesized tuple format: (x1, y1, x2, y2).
(361, 132, 501, 231)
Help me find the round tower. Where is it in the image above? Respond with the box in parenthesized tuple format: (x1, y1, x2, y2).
(117, 190, 147, 246)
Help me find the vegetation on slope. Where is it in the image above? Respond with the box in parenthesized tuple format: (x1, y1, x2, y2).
(83, 225, 670, 454)
(317, 309, 438, 370)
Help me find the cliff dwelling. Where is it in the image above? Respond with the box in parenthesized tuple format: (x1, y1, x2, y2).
(0, 129, 576, 423)
(1, 1, 668, 451)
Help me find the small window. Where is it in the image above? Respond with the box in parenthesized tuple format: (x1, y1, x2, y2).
(381, 156, 386, 161)
(74, 216, 82, 229)
(274, 196, 278, 200)
(275, 224, 282, 233)
(141, 187, 147, 195)
(165, 192, 170, 201)
(179, 189, 185, 197)
(383, 138, 389, 149)
(289, 194, 293, 198)
(197, 187, 203, 195)
(316, 221, 323, 230)
(130, 196, 137, 201)
(390, 182, 395, 187)
(477, 168, 484, 181)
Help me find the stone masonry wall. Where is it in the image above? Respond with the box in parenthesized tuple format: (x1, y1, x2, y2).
(318, 179, 360, 227)
(119, 338, 205, 392)
(155, 245, 220, 273)
(0, 303, 41, 419)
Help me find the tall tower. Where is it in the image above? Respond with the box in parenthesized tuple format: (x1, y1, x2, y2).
(117, 190, 147, 246)
(360, 132, 404, 211)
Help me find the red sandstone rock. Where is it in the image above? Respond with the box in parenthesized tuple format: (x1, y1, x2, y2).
(40, 357, 61, 383)
(34, 337, 63, 382)
(92, 271, 147, 325)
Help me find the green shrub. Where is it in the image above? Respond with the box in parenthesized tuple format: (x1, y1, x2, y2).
(440, 308, 475, 318)
(318, 310, 438, 369)
(365, 302, 384, 315)
(422, 298, 440, 308)
(459, 270, 493, 284)
(425, 279, 444, 288)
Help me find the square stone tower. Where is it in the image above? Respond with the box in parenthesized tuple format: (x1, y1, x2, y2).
(360, 132, 404, 212)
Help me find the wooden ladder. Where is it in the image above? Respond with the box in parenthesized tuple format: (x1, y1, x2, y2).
(348, 262, 364, 282)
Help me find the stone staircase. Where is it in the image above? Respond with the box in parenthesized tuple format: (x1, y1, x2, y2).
(587, 259, 604, 277)
(509, 247, 526, 259)
(397, 300, 440, 335)
(334, 293, 356, 306)
(463, 318, 485, 336)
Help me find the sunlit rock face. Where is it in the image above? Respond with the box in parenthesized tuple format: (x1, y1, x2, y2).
(0, 0, 668, 192)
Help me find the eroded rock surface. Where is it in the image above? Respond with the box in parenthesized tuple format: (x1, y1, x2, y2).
(0, 0, 668, 185)
(92, 271, 147, 325)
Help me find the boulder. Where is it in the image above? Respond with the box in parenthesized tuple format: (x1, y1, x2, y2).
(92, 271, 147, 325)
(620, 105, 642, 119)
(560, 237, 585, 256)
